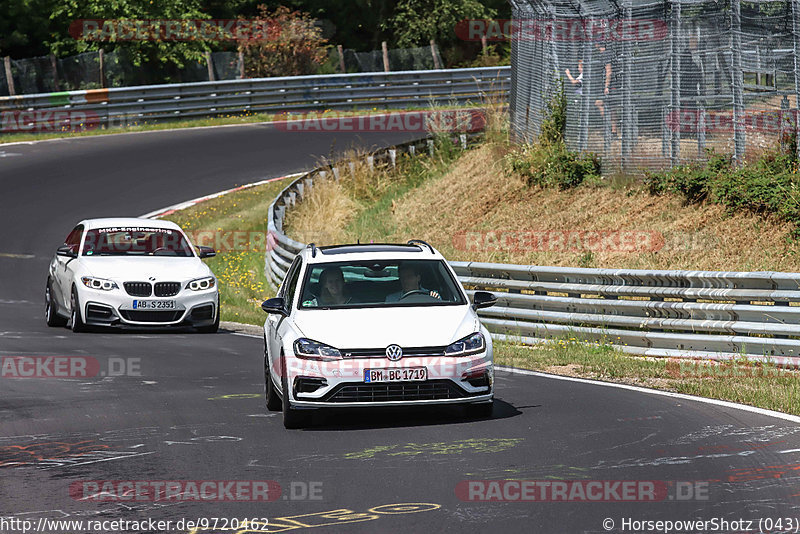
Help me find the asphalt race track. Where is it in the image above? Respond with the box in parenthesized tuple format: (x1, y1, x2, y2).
(1, 124, 799, 534)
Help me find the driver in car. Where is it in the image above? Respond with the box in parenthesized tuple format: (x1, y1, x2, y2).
(304, 266, 352, 306)
(385, 263, 441, 302)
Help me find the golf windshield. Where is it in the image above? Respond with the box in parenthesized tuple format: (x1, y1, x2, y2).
(298, 259, 466, 309)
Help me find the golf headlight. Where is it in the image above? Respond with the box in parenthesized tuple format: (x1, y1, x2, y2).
(293, 338, 342, 360)
(187, 276, 216, 291)
(81, 277, 117, 291)
(445, 332, 485, 356)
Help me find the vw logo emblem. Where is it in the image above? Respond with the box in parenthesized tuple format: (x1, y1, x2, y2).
(385, 344, 403, 361)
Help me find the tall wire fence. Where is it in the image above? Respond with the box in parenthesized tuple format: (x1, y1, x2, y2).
(509, 0, 800, 171)
(0, 45, 445, 97)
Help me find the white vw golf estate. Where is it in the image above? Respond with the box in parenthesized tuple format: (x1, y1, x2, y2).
(46, 218, 219, 332)
(261, 241, 497, 428)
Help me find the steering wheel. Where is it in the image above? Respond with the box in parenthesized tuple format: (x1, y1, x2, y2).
(399, 289, 431, 300)
(152, 247, 174, 256)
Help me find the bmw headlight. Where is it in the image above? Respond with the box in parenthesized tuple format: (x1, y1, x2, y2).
(187, 276, 216, 291)
(293, 338, 342, 361)
(445, 332, 485, 356)
(81, 277, 118, 291)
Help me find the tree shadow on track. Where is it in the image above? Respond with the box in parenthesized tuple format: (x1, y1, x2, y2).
(302, 399, 523, 431)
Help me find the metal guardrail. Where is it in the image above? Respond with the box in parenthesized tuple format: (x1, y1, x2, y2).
(265, 135, 465, 288)
(265, 144, 800, 365)
(0, 67, 510, 128)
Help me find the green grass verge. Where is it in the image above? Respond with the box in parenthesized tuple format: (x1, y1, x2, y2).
(495, 339, 800, 416)
(161, 178, 289, 326)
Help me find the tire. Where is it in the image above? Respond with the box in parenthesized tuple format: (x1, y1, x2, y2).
(280, 355, 309, 429)
(69, 287, 86, 333)
(197, 296, 220, 333)
(264, 339, 282, 411)
(45, 279, 67, 327)
(466, 400, 493, 419)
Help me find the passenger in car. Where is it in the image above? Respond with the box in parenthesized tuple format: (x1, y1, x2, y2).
(385, 263, 441, 302)
(307, 266, 352, 306)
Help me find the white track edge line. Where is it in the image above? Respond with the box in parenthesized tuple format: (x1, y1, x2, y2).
(140, 172, 304, 219)
(495, 365, 800, 424)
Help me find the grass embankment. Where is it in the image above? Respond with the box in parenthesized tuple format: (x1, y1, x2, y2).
(281, 101, 800, 415)
(162, 178, 289, 326)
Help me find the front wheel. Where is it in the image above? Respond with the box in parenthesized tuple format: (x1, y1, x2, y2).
(196, 296, 220, 333)
(69, 288, 86, 333)
(45, 279, 67, 327)
(265, 340, 282, 411)
(281, 356, 310, 429)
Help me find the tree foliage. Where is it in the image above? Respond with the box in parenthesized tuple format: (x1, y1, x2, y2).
(238, 5, 329, 78)
(47, 0, 211, 68)
(382, 0, 495, 48)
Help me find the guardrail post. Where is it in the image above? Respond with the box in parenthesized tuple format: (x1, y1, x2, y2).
(332, 167, 340, 181)
(295, 182, 304, 199)
(389, 149, 396, 167)
(427, 139, 434, 156)
(367, 155, 374, 171)
(337, 45, 346, 73)
(98, 49, 105, 88)
(349, 162, 355, 176)
(49, 54, 60, 91)
(460, 134, 467, 149)
(382, 41, 390, 72)
(430, 40, 442, 69)
(4, 57, 16, 95)
(206, 52, 215, 82)
(409, 145, 416, 156)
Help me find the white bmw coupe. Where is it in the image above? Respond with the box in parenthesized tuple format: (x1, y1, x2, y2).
(46, 218, 219, 333)
(261, 240, 497, 428)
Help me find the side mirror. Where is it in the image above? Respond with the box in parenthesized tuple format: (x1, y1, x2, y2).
(198, 246, 216, 259)
(472, 291, 497, 310)
(56, 245, 77, 258)
(261, 297, 287, 316)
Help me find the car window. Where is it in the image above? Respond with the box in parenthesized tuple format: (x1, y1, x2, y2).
(81, 227, 195, 257)
(298, 259, 465, 309)
(63, 225, 83, 254)
(283, 257, 303, 312)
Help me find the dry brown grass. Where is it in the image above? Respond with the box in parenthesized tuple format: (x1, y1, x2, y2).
(284, 177, 358, 245)
(378, 143, 800, 272)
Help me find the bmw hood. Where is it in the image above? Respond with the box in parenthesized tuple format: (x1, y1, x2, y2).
(292, 305, 480, 349)
(79, 257, 212, 282)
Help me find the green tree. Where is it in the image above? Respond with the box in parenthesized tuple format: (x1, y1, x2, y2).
(48, 0, 211, 69)
(238, 5, 329, 77)
(382, 0, 495, 48)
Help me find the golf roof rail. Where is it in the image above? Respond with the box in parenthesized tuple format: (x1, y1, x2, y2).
(407, 239, 435, 254)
